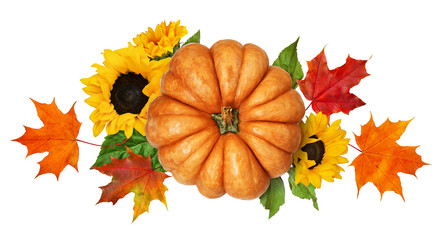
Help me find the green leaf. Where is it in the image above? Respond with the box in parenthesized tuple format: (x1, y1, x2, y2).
(183, 30, 201, 46)
(287, 167, 319, 210)
(259, 177, 285, 219)
(92, 129, 165, 172)
(273, 37, 303, 89)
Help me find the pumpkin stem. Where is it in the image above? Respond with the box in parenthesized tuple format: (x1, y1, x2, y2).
(211, 106, 239, 134)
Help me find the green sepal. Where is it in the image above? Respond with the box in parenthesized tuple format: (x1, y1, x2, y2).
(92, 129, 165, 172)
(183, 30, 201, 46)
(259, 177, 285, 219)
(288, 167, 319, 210)
(273, 37, 304, 89)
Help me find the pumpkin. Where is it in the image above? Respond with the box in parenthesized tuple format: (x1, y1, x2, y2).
(145, 40, 305, 200)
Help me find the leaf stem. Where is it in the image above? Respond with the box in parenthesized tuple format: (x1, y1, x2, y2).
(76, 138, 129, 147)
(151, 166, 163, 171)
(348, 143, 362, 153)
(305, 102, 312, 111)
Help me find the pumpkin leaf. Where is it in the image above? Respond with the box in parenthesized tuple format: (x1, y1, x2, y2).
(93, 129, 164, 172)
(183, 30, 200, 45)
(273, 37, 303, 89)
(93, 147, 170, 222)
(297, 49, 369, 118)
(350, 114, 428, 200)
(13, 98, 81, 179)
(259, 177, 285, 218)
(287, 167, 319, 210)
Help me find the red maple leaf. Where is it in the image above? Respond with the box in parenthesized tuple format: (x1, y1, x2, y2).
(93, 147, 170, 221)
(297, 49, 369, 117)
(350, 115, 428, 200)
(13, 99, 81, 179)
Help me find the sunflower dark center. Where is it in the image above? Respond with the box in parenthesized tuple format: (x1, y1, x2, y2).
(301, 135, 325, 170)
(110, 72, 149, 115)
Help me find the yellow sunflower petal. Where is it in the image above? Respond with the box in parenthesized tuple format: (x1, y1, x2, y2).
(82, 85, 101, 95)
(89, 109, 101, 123)
(295, 166, 309, 186)
(99, 111, 117, 122)
(309, 172, 322, 188)
(93, 121, 106, 137)
(98, 101, 114, 113)
(85, 94, 106, 108)
(134, 118, 146, 135)
(103, 49, 129, 73)
(106, 117, 120, 135)
(123, 117, 136, 138)
(92, 63, 118, 81)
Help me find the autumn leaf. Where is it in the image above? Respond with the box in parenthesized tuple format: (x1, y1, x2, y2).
(93, 147, 170, 222)
(297, 49, 369, 117)
(13, 99, 81, 179)
(350, 114, 428, 200)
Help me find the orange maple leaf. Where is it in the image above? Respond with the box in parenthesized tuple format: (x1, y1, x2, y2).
(13, 99, 81, 179)
(349, 114, 428, 200)
(93, 147, 170, 222)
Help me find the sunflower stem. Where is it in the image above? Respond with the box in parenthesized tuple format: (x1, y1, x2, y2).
(76, 138, 129, 147)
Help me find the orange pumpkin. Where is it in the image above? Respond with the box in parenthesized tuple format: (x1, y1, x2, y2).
(145, 40, 305, 200)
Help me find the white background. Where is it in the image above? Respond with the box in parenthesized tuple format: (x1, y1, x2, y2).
(1, 0, 438, 239)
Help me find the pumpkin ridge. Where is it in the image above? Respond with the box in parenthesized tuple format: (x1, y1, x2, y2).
(210, 39, 243, 107)
(238, 130, 291, 155)
(150, 113, 212, 119)
(207, 48, 226, 106)
(238, 66, 292, 112)
(239, 90, 304, 123)
(168, 126, 220, 185)
(148, 95, 212, 119)
(238, 87, 291, 114)
(195, 135, 226, 198)
(240, 119, 295, 124)
(238, 131, 293, 178)
(176, 68, 216, 114)
(172, 45, 221, 113)
(161, 124, 219, 152)
(232, 44, 269, 109)
(222, 134, 270, 199)
(194, 134, 222, 184)
(231, 46, 244, 108)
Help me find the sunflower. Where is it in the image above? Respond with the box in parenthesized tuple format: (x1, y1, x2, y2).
(133, 20, 188, 59)
(293, 112, 349, 188)
(81, 43, 171, 138)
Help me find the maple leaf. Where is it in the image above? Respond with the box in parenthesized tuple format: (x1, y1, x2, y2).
(13, 99, 81, 179)
(349, 114, 428, 200)
(93, 147, 170, 222)
(297, 49, 369, 117)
